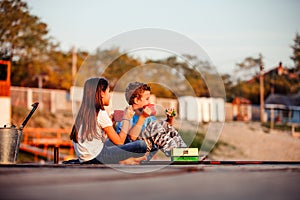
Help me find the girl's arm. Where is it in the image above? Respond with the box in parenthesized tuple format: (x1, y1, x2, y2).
(102, 106, 134, 145)
(102, 119, 131, 145)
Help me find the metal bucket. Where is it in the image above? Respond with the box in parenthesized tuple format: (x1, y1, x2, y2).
(0, 102, 39, 164)
(0, 127, 22, 164)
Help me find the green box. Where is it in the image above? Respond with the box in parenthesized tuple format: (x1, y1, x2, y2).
(171, 156, 199, 161)
(171, 148, 199, 162)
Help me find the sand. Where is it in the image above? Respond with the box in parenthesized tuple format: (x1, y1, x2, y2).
(203, 122, 300, 161)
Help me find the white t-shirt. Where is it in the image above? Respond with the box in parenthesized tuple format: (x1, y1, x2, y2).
(73, 109, 112, 162)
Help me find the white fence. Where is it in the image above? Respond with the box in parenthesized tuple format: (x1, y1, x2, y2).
(178, 96, 226, 122)
(9, 87, 234, 123)
(10, 86, 69, 113)
(70, 86, 178, 116)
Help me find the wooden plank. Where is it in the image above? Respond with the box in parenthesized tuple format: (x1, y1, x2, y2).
(141, 160, 300, 165)
(19, 143, 68, 160)
(22, 128, 72, 147)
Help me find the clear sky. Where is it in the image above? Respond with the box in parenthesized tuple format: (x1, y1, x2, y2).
(27, 0, 300, 74)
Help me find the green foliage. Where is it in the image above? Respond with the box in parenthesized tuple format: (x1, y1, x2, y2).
(1, 0, 51, 86)
(230, 49, 300, 104)
(2, 0, 298, 101)
(92, 52, 218, 99)
(0, 0, 90, 90)
(222, 74, 234, 102)
(291, 32, 300, 71)
(234, 54, 263, 81)
(143, 56, 212, 97)
(0, 0, 50, 60)
(102, 51, 141, 86)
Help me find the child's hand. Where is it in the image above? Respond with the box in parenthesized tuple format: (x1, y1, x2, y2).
(123, 106, 135, 120)
(166, 108, 176, 117)
(142, 106, 152, 117)
(143, 104, 156, 116)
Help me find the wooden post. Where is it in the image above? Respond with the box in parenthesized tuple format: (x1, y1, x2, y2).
(259, 54, 265, 122)
(72, 46, 77, 83)
(54, 146, 59, 164)
(270, 106, 274, 130)
(291, 124, 295, 135)
(34, 75, 48, 110)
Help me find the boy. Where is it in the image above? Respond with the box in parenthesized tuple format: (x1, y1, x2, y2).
(116, 82, 187, 157)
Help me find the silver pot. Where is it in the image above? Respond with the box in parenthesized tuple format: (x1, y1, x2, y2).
(0, 127, 22, 164)
(0, 102, 39, 164)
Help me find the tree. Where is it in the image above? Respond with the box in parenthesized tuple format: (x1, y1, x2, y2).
(221, 74, 234, 102)
(231, 54, 264, 104)
(0, 0, 60, 87)
(234, 54, 263, 81)
(0, 0, 53, 60)
(291, 32, 300, 71)
(44, 48, 88, 90)
(146, 56, 210, 98)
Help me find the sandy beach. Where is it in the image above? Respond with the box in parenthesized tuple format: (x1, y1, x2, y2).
(206, 122, 300, 161)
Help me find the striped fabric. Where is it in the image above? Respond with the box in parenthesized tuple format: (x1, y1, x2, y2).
(138, 120, 187, 157)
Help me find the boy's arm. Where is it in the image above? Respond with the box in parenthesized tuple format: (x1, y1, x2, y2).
(165, 108, 176, 125)
(128, 115, 146, 141)
(128, 107, 152, 140)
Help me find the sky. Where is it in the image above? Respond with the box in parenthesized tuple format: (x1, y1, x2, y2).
(27, 0, 300, 75)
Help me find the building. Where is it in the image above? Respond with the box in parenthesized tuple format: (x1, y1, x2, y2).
(232, 97, 252, 121)
(0, 60, 11, 125)
(265, 93, 300, 124)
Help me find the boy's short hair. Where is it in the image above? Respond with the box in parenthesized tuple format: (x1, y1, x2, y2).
(125, 82, 150, 105)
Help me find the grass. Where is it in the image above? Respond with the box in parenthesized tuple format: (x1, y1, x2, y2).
(11, 106, 74, 128)
(179, 130, 231, 154)
(261, 122, 300, 132)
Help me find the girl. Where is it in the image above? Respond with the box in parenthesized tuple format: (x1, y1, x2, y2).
(70, 78, 148, 164)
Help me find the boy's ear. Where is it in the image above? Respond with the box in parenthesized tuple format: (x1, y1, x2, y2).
(133, 97, 139, 105)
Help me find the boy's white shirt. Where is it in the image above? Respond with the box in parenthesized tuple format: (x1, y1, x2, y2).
(73, 109, 112, 162)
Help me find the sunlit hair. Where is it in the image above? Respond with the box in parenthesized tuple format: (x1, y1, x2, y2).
(70, 78, 109, 143)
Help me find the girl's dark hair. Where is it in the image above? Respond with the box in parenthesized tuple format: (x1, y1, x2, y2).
(70, 77, 109, 143)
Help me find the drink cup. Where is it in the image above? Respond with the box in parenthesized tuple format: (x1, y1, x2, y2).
(113, 110, 124, 122)
(143, 104, 156, 116)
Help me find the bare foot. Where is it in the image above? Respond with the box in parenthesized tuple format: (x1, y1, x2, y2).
(199, 155, 207, 161)
(119, 156, 147, 165)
